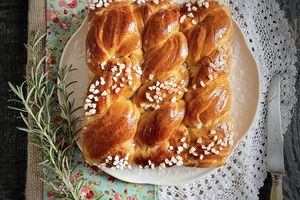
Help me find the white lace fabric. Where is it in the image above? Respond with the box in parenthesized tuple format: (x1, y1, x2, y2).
(158, 0, 298, 199)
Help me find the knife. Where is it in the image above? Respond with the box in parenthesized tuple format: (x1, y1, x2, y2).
(266, 74, 284, 200)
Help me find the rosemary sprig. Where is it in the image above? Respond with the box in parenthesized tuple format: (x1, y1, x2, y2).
(8, 32, 84, 199)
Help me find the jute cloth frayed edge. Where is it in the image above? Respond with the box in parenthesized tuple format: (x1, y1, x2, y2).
(25, 0, 46, 199)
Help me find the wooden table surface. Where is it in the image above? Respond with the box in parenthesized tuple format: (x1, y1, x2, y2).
(0, 0, 299, 199)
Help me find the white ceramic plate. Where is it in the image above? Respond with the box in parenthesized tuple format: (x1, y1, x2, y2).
(59, 16, 260, 185)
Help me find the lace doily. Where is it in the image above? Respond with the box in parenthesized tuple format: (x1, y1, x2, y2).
(159, 0, 298, 199)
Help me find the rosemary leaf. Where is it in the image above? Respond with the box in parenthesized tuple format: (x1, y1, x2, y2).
(8, 31, 87, 199)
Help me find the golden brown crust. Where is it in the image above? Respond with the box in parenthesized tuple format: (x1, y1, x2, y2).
(135, 100, 185, 146)
(185, 80, 231, 126)
(180, 1, 233, 64)
(86, 2, 142, 73)
(142, 6, 180, 51)
(82, 100, 140, 164)
(81, 0, 235, 169)
(142, 33, 188, 82)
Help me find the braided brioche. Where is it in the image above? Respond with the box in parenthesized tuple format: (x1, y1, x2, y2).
(81, 0, 234, 169)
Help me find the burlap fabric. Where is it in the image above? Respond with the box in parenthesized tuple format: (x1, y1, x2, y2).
(25, 0, 46, 199)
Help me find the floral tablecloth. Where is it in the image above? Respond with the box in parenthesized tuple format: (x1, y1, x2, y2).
(45, 0, 156, 199)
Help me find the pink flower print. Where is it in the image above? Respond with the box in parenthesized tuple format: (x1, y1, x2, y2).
(81, 186, 89, 194)
(108, 176, 115, 183)
(54, 10, 60, 16)
(114, 193, 121, 200)
(47, 11, 52, 21)
(83, 162, 89, 167)
(53, 115, 63, 124)
(93, 180, 100, 186)
(52, 17, 60, 24)
(89, 172, 95, 177)
(47, 191, 55, 199)
(126, 197, 135, 200)
(70, 175, 75, 185)
(59, 1, 67, 7)
(75, 171, 82, 178)
(59, 23, 68, 30)
(67, 0, 78, 9)
(86, 190, 94, 199)
(50, 56, 57, 65)
(90, 165, 100, 172)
